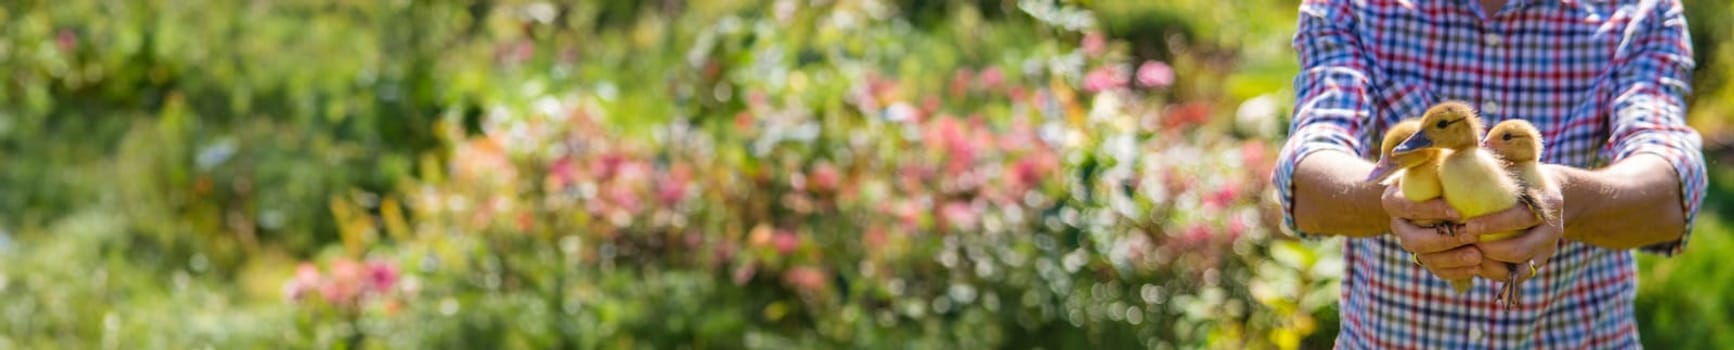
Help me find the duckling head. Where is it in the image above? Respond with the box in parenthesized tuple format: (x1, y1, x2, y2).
(1366, 119, 1438, 182)
(1393, 101, 1484, 154)
(1484, 119, 1543, 163)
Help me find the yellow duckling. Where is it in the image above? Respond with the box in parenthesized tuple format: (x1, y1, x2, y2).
(1367, 119, 1447, 204)
(1392, 101, 1524, 293)
(1483, 119, 1557, 307)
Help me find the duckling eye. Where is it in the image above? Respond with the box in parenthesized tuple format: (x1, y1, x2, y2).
(1502, 133, 1512, 141)
(1435, 120, 1449, 129)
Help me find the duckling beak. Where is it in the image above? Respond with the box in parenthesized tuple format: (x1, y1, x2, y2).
(1366, 157, 1401, 183)
(1392, 132, 1434, 154)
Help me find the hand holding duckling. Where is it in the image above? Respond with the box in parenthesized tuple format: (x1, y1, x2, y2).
(1371, 120, 1485, 284)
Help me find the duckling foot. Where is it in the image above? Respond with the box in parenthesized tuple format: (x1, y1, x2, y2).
(1497, 265, 1521, 308)
(1432, 223, 1463, 236)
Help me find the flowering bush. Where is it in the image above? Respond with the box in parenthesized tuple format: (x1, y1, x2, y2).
(271, 1, 1337, 348)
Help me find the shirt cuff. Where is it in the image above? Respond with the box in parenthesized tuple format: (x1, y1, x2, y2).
(1610, 133, 1707, 256)
(1273, 128, 1361, 239)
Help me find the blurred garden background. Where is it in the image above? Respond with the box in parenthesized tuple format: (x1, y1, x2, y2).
(0, 0, 1731, 348)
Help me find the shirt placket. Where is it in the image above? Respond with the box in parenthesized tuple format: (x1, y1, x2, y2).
(1478, 10, 1507, 121)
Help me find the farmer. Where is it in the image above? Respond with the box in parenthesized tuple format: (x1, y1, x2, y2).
(1272, 0, 1705, 347)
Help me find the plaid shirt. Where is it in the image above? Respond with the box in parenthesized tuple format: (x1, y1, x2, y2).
(1272, 0, 1705, 348)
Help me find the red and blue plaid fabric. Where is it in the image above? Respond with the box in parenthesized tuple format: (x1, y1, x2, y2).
(1272, 0, 1705, 347)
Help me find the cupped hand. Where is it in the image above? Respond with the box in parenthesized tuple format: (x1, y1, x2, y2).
(1381, 185, 1477, 280)
(1463, 185, 1566, 283)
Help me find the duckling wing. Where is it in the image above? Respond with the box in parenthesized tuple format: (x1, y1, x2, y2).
(1439, 150, 1520, 219)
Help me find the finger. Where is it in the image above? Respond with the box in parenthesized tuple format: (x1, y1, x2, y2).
(1399, 198, 1462, 222)
(1380, 185, 1407, 215)
(1430, 266, 1480, 281)
(1458, 204, 1544, 238)
(1476, 259, 1512, 282)
(1416, 246, 1482, 269)
(1392, 218, 1478, 254)
(1517, 240, 1560, 284)
(1478, 223, 1564, 263)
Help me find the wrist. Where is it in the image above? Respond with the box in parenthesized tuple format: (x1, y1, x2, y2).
(1545, 164, 1591, 238)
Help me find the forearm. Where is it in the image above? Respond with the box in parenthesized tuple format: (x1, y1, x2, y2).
(1290, 150, 1389, 237)
(1553, 154, 1687, 249)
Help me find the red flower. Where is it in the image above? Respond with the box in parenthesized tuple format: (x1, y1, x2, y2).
(735, 111, 755, 132)
(1163, 102, 1212, 130)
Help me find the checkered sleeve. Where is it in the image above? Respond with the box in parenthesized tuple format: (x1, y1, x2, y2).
(1604, 0, 1704, 256)
(1273, 0, 1375, 238)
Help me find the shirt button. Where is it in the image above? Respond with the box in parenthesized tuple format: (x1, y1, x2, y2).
(1470, 327, 1486, 340)
(1485, 33, 1503, 47)
(1482, 101, 1501, 115)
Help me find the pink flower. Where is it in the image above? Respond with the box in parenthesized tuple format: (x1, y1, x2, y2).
(56, 30, 77, 54)
(1082, 66, 1128, 93)
(595, 154, 628, 180)
(950, 68, 974, 98)
(733, 263, 758, 285)
(1184, 224, 1213, 246)
(926, 117, 978, 174)
(1082, 31, 1108, 57)
(284, 263, 322, 301)
(772, 230, 800, 255)
(783, 266, 828, 293)
(366, 260, 400, 294)
(1228, 216, 1248, 240)
(863, 226, 889, 251)
(321, 259, 365, 305)
(1136, 60, 1174, 89)
(601, 182, 642, 215)
(1009, 152, 1056, 193)
(655, 165, 692, 207)
(1203, 182, 1241, 211)
(940, 201, 979, 231)
(809, 162, 841, 193)
(547, 156, 577, 190)
(977, 67, 1006, 91)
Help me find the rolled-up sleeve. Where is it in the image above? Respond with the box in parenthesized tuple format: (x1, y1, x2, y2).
(1604, 0, 1705, 256)
(1273, 0, 1377, 237)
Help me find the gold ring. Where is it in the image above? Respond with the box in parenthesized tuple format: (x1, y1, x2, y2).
(1411, 253, 1422, 267)
(1529, 260, 1539, 277)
